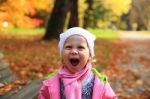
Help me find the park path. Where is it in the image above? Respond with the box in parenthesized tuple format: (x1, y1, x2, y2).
(112, 31, 150, 98)
(119, 31, 150, 40)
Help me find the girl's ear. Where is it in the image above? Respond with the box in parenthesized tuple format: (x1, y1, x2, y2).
(61, 59, 64, 64)
(87, 56, 92, 63)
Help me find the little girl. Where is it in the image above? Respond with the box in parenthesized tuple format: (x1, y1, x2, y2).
(38, 27, 117, 99)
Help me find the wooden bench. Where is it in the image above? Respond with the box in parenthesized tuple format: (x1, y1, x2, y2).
(0, 62, 44, 99)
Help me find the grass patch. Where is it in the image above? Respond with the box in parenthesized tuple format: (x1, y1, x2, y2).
(0, 28, 119, 39)
(88, 28, 119, 39)
(0, 28, 45, 36)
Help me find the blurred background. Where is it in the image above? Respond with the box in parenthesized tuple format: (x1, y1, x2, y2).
(0, 0, 150, 30)
(0, 0, 150, 98)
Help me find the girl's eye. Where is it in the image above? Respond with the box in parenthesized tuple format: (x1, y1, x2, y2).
(65, 45, 72, 49)
(78, 46, 85, 49)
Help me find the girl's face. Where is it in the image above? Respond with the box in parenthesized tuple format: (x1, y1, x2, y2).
(62, 35, 91, 73)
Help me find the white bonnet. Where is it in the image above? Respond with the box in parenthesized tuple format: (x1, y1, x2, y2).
(58, 27, 96, 57)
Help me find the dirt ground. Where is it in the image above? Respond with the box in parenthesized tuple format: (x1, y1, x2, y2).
(108, 32, 150, 99)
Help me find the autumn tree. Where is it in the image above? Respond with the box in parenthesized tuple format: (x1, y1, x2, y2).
(83, 0, 131, 29)
(43, 0, 132, 40)
(83, 0, 106, 28)
(128, 0, 150, 30)
(43, 0, 79, 40)
(0, 0, 52, 29)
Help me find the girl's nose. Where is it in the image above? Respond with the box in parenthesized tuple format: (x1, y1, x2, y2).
(71, 49, 78, 55)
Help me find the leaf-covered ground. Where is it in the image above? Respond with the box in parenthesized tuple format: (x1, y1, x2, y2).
(0, 34, 149, 98)
(0, 35, 114, 79)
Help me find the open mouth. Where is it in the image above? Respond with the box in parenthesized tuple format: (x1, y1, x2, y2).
(69, 58, 80, 66)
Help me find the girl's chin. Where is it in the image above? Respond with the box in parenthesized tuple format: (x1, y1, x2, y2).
(69, 63, 80, 67)
(69, 69, 80, 74)
(68, 66, 81, 73)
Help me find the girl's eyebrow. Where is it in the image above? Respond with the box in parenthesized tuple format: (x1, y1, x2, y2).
(65, 45, 71, 47)
(78, 44, 87, 46)
(78, 45, 84, 47)
(64, 44, 71, 46)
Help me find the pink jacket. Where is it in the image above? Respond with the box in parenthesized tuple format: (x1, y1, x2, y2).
(38, 71, 117, 99)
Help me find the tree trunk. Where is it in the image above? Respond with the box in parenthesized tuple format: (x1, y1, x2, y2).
(43, 0, 70, 40)
(121, 13, 132, 30)
(0, 0, 7, 4)
(83, 0, 93, 28)
(68, 0, 79, 28)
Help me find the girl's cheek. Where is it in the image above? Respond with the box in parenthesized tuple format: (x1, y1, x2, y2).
(80, 51, 86, 54)
(81, 52, 89, 56)
(82, 50, 89, 54)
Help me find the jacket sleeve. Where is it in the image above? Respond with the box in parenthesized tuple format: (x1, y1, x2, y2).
(102, 82, 118, 99)
(38, 84, 50, 99)
(38, 71, 58, 99)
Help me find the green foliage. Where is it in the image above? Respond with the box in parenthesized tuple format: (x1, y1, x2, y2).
(83, 0, 132, 29)
(83, 0, 107, 28)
